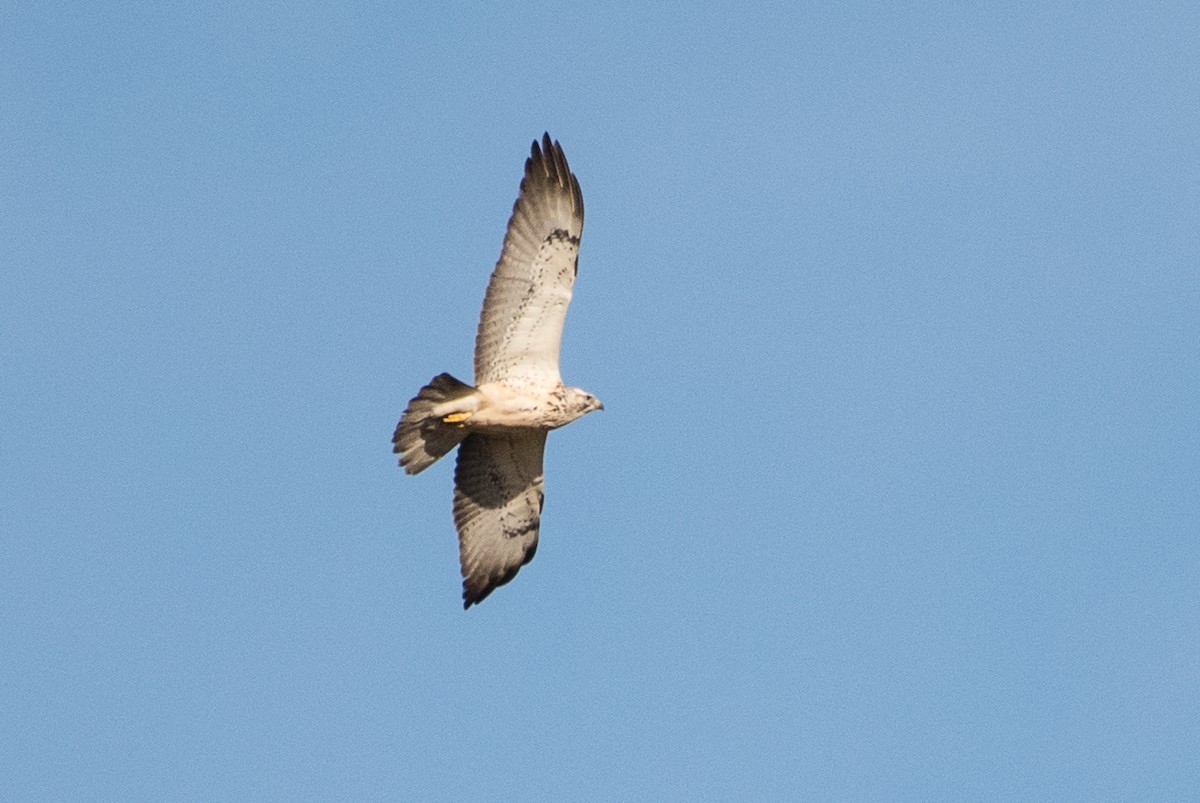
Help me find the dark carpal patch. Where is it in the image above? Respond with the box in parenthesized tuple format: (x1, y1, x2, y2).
(504, 517, 539, 539)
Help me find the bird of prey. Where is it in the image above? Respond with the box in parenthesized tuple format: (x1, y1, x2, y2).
(393, 134, 602, 609)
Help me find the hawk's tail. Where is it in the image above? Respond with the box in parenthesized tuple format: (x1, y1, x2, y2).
(393, 373, 478, 475)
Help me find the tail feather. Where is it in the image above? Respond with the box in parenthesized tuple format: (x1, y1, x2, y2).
(393, 373, 478, 474)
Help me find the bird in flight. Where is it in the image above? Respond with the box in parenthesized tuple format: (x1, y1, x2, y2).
(393, 134, 602, 609)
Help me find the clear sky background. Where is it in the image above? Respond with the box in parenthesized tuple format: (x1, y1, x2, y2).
(3, 2, 1198, 799)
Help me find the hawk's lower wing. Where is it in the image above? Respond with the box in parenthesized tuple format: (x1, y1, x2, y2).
(453, 432, 547, 608)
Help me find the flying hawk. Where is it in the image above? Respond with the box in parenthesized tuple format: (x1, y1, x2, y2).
(393, 134, 602, 609)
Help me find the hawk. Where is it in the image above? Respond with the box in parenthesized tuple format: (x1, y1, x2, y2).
(393, 134, 602, 609)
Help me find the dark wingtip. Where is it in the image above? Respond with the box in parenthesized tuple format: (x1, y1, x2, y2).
(531, 132, 556, 162)
(462, 584, 488, 610)
(530, 132, 565, 171)
(522, 132, 583, 226)
(530, 133, 554, 169)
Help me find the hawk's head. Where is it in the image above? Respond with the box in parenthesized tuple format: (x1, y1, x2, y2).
(564, 387, 604, 421)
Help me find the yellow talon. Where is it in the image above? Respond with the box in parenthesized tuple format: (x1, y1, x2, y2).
(442, 412, 472, 424)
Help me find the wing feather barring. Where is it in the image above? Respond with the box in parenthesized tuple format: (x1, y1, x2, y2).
(392, 134, 602, 608)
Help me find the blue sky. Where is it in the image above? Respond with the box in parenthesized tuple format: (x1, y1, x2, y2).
(3, 2, 1198, 799)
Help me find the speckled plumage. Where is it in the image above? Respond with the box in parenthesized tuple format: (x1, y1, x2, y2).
(392, 134, 601, 608)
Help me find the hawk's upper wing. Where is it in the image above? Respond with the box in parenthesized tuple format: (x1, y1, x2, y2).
(453, 431, 547, 608)
(474, 133, 584, 387)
